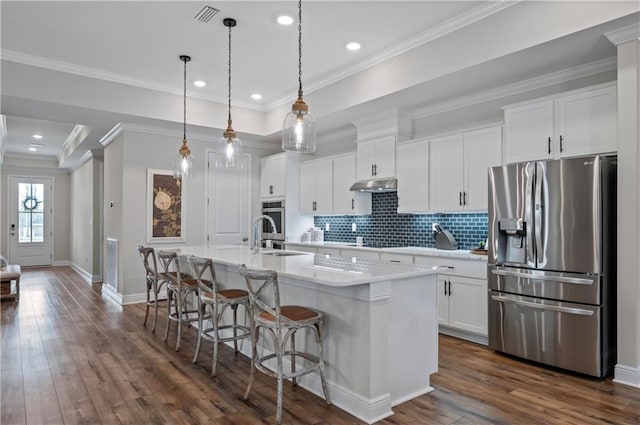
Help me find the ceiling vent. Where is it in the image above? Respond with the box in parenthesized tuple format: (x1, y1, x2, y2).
(193, 5, 219, 23)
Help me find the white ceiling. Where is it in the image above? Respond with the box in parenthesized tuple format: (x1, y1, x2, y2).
(1, 1, 638, 169)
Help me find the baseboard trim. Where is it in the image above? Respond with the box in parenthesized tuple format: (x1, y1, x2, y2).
(119, 290, 167, 306)
(439, 326, 488, 346)
(391, 386, 434, 407)
(613, 364, 640, 388)
(52, 260, 71, 266)
(69, 263, 93, 283)
(102, 284, 122, 304)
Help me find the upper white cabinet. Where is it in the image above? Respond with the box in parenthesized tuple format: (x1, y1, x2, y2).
(396, 139, 429, 213)
(503, 83, 617, 163)
(260, 154, 286, 199)
(429, 126, 502, 212)
(299, 158, 333, 215)
(333, 154, 371, 215)
(356, 136, 396, 180)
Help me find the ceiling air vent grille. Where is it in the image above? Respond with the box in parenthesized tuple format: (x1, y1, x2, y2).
(193, 5, 220, 23)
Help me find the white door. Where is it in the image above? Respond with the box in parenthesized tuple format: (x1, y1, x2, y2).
(356, 141, 376, 181)
(373, 136, 396, 179)
(299, 161, 315, 214)
(463, 126, 502, 211)
(504, 100, 554, 163)
(448, 276, 488, 335)
(8, 176, 53, 266)
(397, 139, 429, 213)
(313, 158, 333, 214)
(207, 152, 250, 246)
(429, 134, 464, 212)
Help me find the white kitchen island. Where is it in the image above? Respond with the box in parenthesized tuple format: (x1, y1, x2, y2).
(170, 245, 439, 424)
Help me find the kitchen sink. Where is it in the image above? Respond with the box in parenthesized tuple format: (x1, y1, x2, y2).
(262, 251, 309, 257)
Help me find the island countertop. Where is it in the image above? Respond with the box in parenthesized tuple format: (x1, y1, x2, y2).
(167, 245, 438, 287)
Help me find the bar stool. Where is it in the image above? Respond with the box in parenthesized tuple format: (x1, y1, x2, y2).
(157, 250, 199, 351)
(239, 264, 330, 425)
(137, 245, 165, 332)
(189, 255, 251, 376)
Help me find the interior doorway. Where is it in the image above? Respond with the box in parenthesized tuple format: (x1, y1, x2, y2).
(8, 176, 53, 266)
(206, 151, 250, 246)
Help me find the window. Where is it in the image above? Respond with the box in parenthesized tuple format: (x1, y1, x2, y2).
(18, 183, 44, 243)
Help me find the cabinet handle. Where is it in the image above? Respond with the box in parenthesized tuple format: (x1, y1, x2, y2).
(374, 164, 378, 176)
(444, 281, 448, 296)
(548, 137, 551, 154)
(269, 185, 274, 195)
(389, 260, 401, 263)
(351, 198, 355, 210)
(459, 192, 462, 206)
(312, 201, 316, 211)
(448, 280, 452, 296)
(371, 164, 374, 177)
(463, 191, 467, 206)
(560, 135, 563, 153)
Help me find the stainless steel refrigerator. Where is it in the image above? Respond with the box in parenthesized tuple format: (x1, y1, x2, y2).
(487, 155, 616, 377)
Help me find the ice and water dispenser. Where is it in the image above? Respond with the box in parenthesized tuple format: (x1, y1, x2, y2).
(496, 217, 526, 265)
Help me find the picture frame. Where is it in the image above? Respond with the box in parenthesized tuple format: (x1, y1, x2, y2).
(146, 168, 186, 243)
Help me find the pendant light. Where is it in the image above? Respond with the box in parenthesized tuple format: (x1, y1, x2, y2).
(215, 18, 243, 168)
(173, 55, 195, 179)
(282, 0, 316, 153)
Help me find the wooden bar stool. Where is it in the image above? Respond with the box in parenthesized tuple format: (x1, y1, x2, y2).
(157, 250, 199, 351)
(136, 246, 166, 332)
(189, 255, 251, 376)
(239, 264, 330, 425)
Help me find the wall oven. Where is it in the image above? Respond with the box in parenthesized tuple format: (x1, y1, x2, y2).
(261, 200, 285, 242)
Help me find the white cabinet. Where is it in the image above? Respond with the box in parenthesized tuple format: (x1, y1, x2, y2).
(396, 139, 429, 213)
(261, 154, 286, 199)
(437, 275, 487, 335)
(556, 85, 617, 157)
(503, 83, 617, 163)
(299, 158, 333, 214)
(333, 154, 371, 215)
(356, 136, 396, 180)
(429, 126, 501, 212)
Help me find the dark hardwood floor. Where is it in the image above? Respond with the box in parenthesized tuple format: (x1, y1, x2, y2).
(1, 267, 638, 424)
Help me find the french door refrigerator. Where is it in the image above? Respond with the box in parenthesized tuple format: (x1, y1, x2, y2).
(487, 155, 616, 377)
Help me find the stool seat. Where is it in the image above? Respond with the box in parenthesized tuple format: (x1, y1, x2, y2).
(201, 288, 248, 300)
(258, 305, 320, 323)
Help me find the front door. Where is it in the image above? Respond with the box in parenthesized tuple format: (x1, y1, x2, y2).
(8, 176, 53, 266)
(206, 151, 250, 246)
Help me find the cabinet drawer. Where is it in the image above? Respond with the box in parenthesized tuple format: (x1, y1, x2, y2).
(340, 248, 380, 261)
(317, 247, 341, 256)
(380, 253, 414, 264)
(414, 256, 486, 279)
(286, 245, 317, 254)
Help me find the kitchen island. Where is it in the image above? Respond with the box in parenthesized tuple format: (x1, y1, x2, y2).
(171, 245, 439, 424)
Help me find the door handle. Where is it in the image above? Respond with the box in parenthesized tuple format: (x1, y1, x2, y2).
(351, 199, 355, 210)
(547, 137, 551, 154)
(448, 280, 452, 296)
(242, 237, 248, 242)
(463, 191, 467, 206)
(560, 135, 563, 153)
(10, 223, 15, 236)
(444, 281, 448, 296)
(371, 164, 374, 177)
(491, 294, 594, 316)
(459, 192, 462, 206)
(374, 164, 377, 176)
(491, 268, 594, 285)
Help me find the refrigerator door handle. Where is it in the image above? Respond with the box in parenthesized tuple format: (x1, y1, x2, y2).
(491, 294, 594, 316)
(491, 269, 594, 285)
(525, 162, 536, 266)
(534, 162, 545, 266)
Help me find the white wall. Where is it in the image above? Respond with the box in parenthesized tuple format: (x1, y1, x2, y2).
(1, 159, 71, 262)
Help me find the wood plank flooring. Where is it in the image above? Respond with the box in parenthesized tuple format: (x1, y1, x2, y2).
(1, 266, 638, 424)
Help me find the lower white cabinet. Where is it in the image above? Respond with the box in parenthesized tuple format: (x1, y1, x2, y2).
(340, 248, 380, 261)
(380, 252, 414, 264)
(437, 274, 487, 336)
(317, 247, 341, 256)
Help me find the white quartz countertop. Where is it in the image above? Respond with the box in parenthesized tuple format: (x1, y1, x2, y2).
(165, 245, 438, 287)
(285, 241, 488, 261)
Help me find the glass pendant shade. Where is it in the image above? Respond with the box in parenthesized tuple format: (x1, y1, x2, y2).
(283, 108, 316, 153)
(173, 140, 194, 179)
(215, 132, 243, 168)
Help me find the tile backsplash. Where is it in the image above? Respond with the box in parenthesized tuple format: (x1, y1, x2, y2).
(313, 192, 488, 250)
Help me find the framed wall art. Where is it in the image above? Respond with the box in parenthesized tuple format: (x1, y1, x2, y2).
(146, 169, 186, 243)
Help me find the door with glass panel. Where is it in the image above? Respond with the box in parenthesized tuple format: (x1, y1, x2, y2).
(8, 176, 53, 266)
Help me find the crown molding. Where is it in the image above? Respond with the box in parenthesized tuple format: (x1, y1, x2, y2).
(0, 49, 265, 112)
(99, 123, 124, 147)
(605, 23, 640, 46)
(63, 124, 89, 149)
(413, 56, 616, 120)
(265, 0, 521, 110)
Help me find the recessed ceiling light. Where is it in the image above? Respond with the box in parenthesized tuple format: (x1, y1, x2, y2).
(32, 134, 43, 139)
(193, 80, 206, 88)
(346, 42, 361, 51)
(28, 143, 44, 151)
(251, 93, 263, 100)
(28, 147, 38, 151)
(277, 15, 294, 26)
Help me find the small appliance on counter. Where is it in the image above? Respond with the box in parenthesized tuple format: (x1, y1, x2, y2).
(433, 225, 458, 250)
(302, 227, 324, 243)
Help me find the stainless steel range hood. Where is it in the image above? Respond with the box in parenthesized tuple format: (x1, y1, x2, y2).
(349, 178, 397, 192)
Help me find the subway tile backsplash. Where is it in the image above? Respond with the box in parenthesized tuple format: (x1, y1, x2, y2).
(314, 192, 487, 250)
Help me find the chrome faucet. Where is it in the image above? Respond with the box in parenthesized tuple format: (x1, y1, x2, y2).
(252, 215, 277, 254)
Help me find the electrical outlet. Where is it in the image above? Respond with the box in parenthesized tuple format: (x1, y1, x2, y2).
(325, 223, 330, 231)
(432, 223, 438, 232)
(352, 223, 357, 232)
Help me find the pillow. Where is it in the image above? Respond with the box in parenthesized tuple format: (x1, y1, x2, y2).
(0, 255, 7, 271)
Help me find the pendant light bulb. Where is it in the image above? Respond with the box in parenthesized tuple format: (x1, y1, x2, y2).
(216, 18, 243, 169)
(282, 0, 316, 154)
(173, 55, 194, 180)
